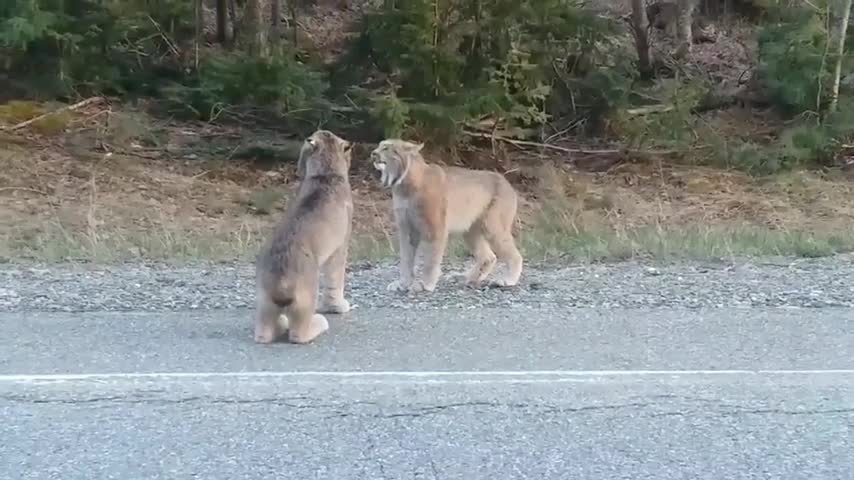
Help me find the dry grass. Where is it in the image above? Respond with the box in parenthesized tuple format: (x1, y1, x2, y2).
(2, 101, 854, 264)
(3, 141, 853, 264)
(0, 143, 396, 263)
(514, 161, 854, 260)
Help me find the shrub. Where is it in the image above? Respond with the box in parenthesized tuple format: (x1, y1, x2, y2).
(1, 0, 195, 96)
(757, 2, 830, 114)
(342, 0, 617, 142)
(2, 0, 331, 130)
(162, 52, 329, 121)
(708, 107, 854, 175)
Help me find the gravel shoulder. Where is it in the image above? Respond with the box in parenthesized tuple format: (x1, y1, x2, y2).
(2, 255, 853, 312)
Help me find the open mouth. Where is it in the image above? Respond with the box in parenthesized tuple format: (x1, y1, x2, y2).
(371, 151, 394, 187)
(374, 161, 394, 187)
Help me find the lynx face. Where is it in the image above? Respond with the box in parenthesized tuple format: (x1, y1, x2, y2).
(370, 139, 423, 188)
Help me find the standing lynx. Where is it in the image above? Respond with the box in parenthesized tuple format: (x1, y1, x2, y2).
(371, 139, 523, 293)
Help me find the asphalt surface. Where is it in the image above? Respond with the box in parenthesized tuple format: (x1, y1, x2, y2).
(1, 306, 853, 479)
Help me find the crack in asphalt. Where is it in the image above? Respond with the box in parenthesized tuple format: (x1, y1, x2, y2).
(0, 394, 378, 409)
(720, 408, 854, 417)
(4, 394, 850, 419)
(0, 395, 647, 416)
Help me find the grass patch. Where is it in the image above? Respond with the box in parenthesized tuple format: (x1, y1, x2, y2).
(2, 114, 853, 266)
(511, 160, 854, 262)
(0, 221, 265, 263)
(0, 100, 75, 134)
(243, 187, 288, 215)
(519, 223, 854, 262)
(3, 220, 851, 265)
(0, 221, 403, 264)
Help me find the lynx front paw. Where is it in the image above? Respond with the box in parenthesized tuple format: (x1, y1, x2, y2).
(409, 279, 436, 293)
(288, 314, 329, 344)
(254, 323, 280, 344)
(489, 277, 519, 288)
(318, 298, 351, 314)
(464, 258, 497, 287)
(387, 280, 410, 292)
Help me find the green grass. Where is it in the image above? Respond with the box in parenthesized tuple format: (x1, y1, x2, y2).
(3, 220, 852, 265)
(518, 224, 854, 262)
(0, 221, 264, 263)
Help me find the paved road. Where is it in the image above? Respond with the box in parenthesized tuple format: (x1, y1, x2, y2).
(1, 307, 853, 479)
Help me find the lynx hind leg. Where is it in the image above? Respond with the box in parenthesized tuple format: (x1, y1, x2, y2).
(462, 225, 497, 287)
(489, 233, 523, 287)
(254, 286, 285, 344)
(483, 191, 523, 288)
(318, 245, 350, 314)
(286, 272, 329, 344)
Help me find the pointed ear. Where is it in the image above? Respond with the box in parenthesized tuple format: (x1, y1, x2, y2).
(297, 139, 313, 179)
(341, 140, 353, 170)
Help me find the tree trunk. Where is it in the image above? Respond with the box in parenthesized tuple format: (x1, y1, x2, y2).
(229, 0, 239, 40)
(216, 0, 229, 43)
(270, 0, 281, 49)
(829, 0, 853, 113)
(289, 0, 299, 48)
(243, 0, 270, 58)
(698, 0, 734, 18)
(194, 0, 204, 68)
(630, 0, 653, 79)
(675, 0, 697, 59)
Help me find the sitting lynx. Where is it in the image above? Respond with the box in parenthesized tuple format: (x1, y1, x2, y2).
(254, 130, 354, 344)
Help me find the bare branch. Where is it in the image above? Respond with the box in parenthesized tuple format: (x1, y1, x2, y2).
(3, 97, 105, 131)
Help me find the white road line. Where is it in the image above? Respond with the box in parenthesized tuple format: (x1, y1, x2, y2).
(0, 369, 853, 383)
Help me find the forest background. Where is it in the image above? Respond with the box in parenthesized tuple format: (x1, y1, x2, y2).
(2, 0, 854, 263)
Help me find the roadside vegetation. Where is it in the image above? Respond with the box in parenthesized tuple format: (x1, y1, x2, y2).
(2, 0, 854, 263)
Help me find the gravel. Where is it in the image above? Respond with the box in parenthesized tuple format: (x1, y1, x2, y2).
(2, 254, 853, 312)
